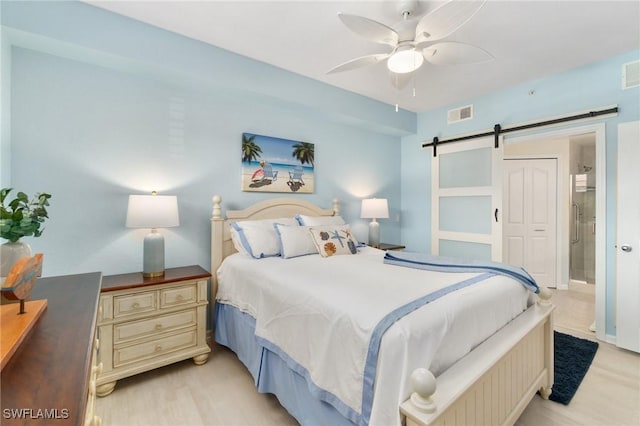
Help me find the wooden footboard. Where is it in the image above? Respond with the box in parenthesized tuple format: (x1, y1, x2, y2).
(401, 293, 554, 426)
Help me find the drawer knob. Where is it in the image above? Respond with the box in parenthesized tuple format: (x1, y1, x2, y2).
(154, 345, 162, 353)
(132, 302, 140, 309)
(176, 295, 184, 301)
(155, 323, 163, 330)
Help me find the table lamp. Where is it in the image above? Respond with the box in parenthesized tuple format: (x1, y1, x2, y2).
(126, 192, 179, 277)
(360, 198, 389, 248)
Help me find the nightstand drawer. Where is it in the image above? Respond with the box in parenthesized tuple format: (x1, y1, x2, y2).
(114, 291, 157, 318)
(113, 329, 197, 367)
(113, 309, 197, 344)
(160, 284, 196, 308)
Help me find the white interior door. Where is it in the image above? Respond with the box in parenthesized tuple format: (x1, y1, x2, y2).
(503, 159, 558, 287)
(431, 136, 503, 261)
(616, 121, 640, 353)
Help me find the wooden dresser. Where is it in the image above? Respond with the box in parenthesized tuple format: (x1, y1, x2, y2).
(95, 265, 211, 396)
(1, 272, 103, 426)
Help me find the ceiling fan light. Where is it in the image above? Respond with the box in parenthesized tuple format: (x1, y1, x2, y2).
(387, 49, 424, 74)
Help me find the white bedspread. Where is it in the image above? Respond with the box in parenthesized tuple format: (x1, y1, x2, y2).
(216, 247, 531, 426)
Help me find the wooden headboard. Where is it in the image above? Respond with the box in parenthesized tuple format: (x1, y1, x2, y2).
(210, 196, 339, 290)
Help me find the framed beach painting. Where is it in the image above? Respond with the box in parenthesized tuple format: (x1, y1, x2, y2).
(241, 133, 315, 193)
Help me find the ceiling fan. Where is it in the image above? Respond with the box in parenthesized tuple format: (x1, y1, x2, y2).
(327, 0, 493, 89)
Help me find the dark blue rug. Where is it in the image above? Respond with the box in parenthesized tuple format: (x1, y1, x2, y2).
(550, 331, 599, 404)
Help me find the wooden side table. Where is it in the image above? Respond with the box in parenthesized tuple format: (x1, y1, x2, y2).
(378, 243, 406, 251)
(96, 265, 211, 397)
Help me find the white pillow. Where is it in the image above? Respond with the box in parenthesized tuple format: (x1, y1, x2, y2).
(229, 227, 250, 256)
(274, 224, 318, 259)
(230, 218, 299, 258)
(295, 214, 345, 226)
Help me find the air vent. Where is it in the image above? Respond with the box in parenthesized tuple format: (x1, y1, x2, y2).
(622, 60, 640, 89)
(447, 104, 473, 124)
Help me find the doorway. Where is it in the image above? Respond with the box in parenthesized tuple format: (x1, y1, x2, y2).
(503, 123, 605, 340)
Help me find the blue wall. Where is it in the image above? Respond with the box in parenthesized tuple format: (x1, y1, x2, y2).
(3, 1, 639, 338)
(1, 1, 413, 276)
(0, 27, 10, 185)
(401, 49, 640, 336)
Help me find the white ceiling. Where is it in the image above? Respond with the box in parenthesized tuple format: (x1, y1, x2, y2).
(86, 1, 640, 113)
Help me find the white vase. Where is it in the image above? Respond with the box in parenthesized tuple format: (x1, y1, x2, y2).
(0, 240, 32, 278)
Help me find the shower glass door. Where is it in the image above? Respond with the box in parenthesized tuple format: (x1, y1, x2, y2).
(570, 147, 596, 284)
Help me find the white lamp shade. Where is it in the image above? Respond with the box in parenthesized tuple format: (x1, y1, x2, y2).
(361, 198, 389, 219)
(126, 195, 180, 229)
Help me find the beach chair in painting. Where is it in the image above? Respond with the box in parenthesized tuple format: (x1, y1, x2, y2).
(288, 165, 305, 186)
(250, 162, 278, 187)
(263, 162, 278, 182)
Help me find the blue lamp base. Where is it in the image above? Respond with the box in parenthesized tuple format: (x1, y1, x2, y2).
(143, 229, 165, 277)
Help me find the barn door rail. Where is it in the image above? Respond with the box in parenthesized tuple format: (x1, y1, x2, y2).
(422, 106, 618, 157)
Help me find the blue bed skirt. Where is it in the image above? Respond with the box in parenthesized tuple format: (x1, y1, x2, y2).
(214, 302, 355, 426)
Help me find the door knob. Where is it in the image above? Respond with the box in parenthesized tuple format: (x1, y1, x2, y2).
(621, 244, 633, 252)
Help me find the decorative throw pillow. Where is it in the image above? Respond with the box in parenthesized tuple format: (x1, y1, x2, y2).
(230, 218, 299, 258)
(295, 214, 346, 226)
(273, 224, 318, 259)
(309, 225, 358, 257)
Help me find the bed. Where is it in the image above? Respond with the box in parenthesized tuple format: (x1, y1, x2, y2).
(210, 196, 554, 426)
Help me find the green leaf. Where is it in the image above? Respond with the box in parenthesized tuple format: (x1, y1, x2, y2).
(0, 188, 12, 204)
(0, 187, 52, 242)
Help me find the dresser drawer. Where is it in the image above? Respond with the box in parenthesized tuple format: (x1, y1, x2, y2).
(113, 309, 196, 344)
(160, 284, 196, 308)
(113, 291, 157, 318)
(113, 329, 197, 367)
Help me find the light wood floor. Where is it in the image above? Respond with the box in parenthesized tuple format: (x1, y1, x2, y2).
(516, 283, 640, 426)
(96, 284, 640, 425)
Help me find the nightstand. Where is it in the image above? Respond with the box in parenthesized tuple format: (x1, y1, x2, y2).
(95, 265, 211, 397)
(378, 243, 406, 251)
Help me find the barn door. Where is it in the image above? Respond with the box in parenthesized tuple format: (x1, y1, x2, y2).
(431, 136, 503, 261)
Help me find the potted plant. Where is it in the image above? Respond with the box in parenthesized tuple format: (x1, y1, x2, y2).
(0, 188, 52, 277)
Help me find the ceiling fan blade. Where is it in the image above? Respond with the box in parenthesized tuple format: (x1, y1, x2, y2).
(415, 0, 486, 43)
(422, 42, 494, 65)
(389, 71, 414, 90)
(338, 13, 399, 47)
(326, 53, 390, 74)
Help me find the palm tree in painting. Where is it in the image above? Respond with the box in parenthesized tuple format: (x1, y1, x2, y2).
(291, 142, 314, 167)
(242, 134, 262, 163)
